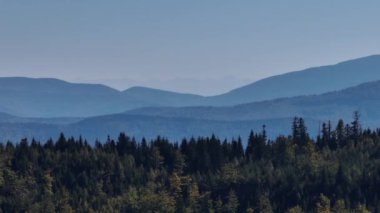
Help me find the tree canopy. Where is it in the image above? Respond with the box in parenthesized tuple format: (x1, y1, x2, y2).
(0, 115, 378, 212)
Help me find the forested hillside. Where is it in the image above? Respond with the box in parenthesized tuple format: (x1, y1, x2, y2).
(0, 115, 378, 212)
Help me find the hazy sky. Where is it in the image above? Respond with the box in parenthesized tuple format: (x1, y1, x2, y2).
(1, 1, 380, 95)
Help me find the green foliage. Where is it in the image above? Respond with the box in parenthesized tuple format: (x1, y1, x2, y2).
(0, 116, 379, 212)
(224, 190, 239, 212)
(315, 193, 331, 213)
(286, 205, 303, 213)
(257, 194, 273, 213)
(332, 199, 348, 213)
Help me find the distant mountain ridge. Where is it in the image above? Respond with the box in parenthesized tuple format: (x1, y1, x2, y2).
(126, 80, 380, 125)
(60, 80, 380, 142)
(0, 77, 205, 117)
(3, 80, 380, 142)
(123, 86, 206, 106)
(207, 55, 380, 105)
(1, 55, 380, 117)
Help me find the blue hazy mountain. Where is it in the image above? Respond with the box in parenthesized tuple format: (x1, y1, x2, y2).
(122, 86, 206, 106)
(1, 55, 380, 117)
(207, 55, 380, 105)
(127, 80, 380, 125)
(0, 115, 301, 144)
(3, 80, 380, 143)
(0, 77, 205, 117)
(0, 77, 124, 117)
(0, 112, 82, 125)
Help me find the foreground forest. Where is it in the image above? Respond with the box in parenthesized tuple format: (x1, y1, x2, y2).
(0, 114, 379, 212)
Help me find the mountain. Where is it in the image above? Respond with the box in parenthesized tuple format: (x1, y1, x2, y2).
(207, 55, 380, 105)
(1, 55, 380, 117)
(0, 115, 303, 144)
(0, 112, 15, 120)
(0, 77, 205, 117)
(4, 80, 380, 143)
(0, 112, 82, 125)
(0, 77, 124, 117)
(63, 115, 300, 143)
(122, 86, 205, 107)
(127, 80, 380, 127)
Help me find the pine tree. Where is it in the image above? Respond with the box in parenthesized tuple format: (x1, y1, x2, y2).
(224, 190, 239, 213)
(258, 194, 273, 213)
(315, 193, 331, 213)
(332, 199, 348, 213)
(292, 117, 309, 146)
(351, 111, 362, 144)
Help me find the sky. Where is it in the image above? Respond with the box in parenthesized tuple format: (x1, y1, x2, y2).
(0, 1, 380, 95)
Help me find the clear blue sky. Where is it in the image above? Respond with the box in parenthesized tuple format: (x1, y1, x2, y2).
(0, 0, 379, 95)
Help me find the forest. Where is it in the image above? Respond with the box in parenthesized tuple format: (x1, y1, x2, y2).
(0, 113, 379, 212)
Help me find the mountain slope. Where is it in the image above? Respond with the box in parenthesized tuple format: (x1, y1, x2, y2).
(0, 115, 302, 143)
(208, 55, 380, 105)
(127, 80, 380, 125)
(122, 86, 205, 106)
(0, 77, 205, 117)
(3, 80, 380, 142)
(0, 77, 126, 117)
(1, 55, 380, 117)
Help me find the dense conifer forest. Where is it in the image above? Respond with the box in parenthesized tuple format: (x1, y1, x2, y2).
(0, 114, 379, 212)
